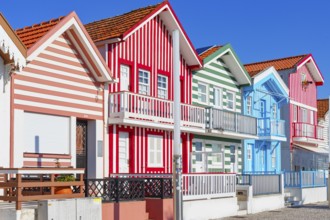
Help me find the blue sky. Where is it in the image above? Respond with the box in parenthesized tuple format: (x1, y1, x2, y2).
(1, 0, 329, 98)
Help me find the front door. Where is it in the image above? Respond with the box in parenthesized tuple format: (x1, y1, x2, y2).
(194, 142, 207, 172)
(120, 65, 130, 91)
(246, 143, 253, 172)
(230, 145, 238, 173)
(76, 120, 88, 171)
(119, 132, 130, 173)
(259, 144, 266, 172)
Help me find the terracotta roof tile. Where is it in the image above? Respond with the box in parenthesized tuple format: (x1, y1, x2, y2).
(16, 16, 65, 49)
(198, 45, 222, 60)
(244, 54, 307, 77)
(317, 99, 329, 119)
(85, 3, 162, 42)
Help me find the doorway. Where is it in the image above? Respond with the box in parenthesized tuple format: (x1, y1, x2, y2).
(76, 120, 88, 172)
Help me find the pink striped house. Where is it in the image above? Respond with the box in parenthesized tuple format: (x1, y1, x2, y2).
(2, 12, 114, 178)
(85, 2, 203, 174)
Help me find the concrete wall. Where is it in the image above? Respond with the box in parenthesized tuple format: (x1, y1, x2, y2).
(183, 197, 238, 220)
(102, 201, 148, 220)
(87, 120, 104, 178)
(286, 187, 327, 204)
(0, 57, 10, 168)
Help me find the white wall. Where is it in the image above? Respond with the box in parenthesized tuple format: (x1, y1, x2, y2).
(14, 109, 25, 167)
(0, 57, 10, 168)
(87, 120, 104, 178)
(183, 197, 238, 220)
(286, 187, 327, 204)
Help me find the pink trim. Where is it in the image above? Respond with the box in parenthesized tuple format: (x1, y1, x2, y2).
(23, 152, 72, 159)
(297, 54, 324, 84)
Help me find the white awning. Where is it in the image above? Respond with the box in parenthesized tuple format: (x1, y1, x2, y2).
(294, 144, 328, 154)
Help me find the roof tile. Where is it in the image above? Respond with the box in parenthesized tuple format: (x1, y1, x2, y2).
(317, 99, 329, 119)
(198, 45, 222, 60)
(244, 55, 307, 77)
(85, 3, 161, 42)
(16, 16, 65, 49)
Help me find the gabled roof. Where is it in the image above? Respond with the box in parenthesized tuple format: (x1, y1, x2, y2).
(245, 54, 324, 86)
(15, 12, 114, 82)
(0, 13, 26, 69)
(85, 3, 160, 42)
(198, 45, 222, 60)
(245, 55, 306, 77)
(317, 99, 329, 120)
(196, 44, 251, 86)
(85, 1, 202, 67)
(16, 17, 65, 49)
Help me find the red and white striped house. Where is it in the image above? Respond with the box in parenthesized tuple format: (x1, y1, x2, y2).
(2, 12, 114, 178)
(85, 2, 203, 174)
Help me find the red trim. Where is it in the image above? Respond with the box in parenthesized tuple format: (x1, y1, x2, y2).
(157, 70, 171, 100)
(109, 125, 113, 174)
(145, 130, 166, 173)
(182, 133, 188, 174)
(297, 54, 324, 84)
(23, 161, 71, 167)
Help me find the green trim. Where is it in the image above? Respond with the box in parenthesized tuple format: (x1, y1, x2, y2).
(194, 135, 242, 143)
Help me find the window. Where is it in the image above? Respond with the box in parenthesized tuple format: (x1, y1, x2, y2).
(212, 144, 223, 165)
(195, 142, 203, 162)
(260, 100, 265, 117)
(272, 103, 277, 119)
(198, 83, 208, 104)
(310, 111, 314, 125)
(246, 96, 252, 115)
(293, 105, 298, 122)
(157, 75, 168, 99)
(139, 69, 150, 95)
(272, 149, 276, 169)
(226, 91, 235, 111)
(148, 135, 163, 167)
(214, 87, 223, 108)
(301, 108, 308, 122)
(120, 65, 130, 91)
(247, 144, 252, 160)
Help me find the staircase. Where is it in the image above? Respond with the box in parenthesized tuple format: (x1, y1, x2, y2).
(284, 191, 302, 207)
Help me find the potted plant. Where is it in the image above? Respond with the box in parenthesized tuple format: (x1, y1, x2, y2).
(55, 174, 75, 195)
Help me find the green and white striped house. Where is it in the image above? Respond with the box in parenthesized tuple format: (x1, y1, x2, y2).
(191, 44, 257, 173)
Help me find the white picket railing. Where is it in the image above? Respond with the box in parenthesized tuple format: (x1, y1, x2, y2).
(284, 171, 326, 188)
(182, 173, 236, 200)
(109, 91, 205, 129)
(258, 118, 285, 137)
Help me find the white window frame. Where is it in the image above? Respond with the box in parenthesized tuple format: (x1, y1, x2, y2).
(197, 82, 208, 104)
(301, 108, 308, 123)
(310, 111, 314, 125)
(211, 144, 223, 166)
(214, 87, 223, 109)
(147, 135, 163, 168)
(138, 69, 150, 95)
(293, 105, 298, 122)
(247, 144, 252, 160)
(120, 64, 130, 91)
(246, 96, 252, 115)
(271, 149, 276, 169)
(157, 74, 168, 99)
(272, 103, 277, 119)
(226, 90, 236, 111)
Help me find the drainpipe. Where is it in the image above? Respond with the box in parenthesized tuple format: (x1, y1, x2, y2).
(327, 96, 330, 208)
(172, 29, 183, 220)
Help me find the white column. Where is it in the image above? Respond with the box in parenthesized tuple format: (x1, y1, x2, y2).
(70, 116, 77, 168)
(13, 109, 25, 168)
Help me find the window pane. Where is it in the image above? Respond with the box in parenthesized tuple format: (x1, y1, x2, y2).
(195, 142, 203, 151)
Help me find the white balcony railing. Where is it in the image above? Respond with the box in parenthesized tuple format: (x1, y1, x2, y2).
(182, 173, 236, 200)
(207, 108, 257, 135)
(258, 118, 285, 137)
(109, 91, 205, 129)
(293, 122, 323, 140)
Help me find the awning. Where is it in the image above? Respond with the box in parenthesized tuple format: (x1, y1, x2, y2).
(294, 144, 328, 155)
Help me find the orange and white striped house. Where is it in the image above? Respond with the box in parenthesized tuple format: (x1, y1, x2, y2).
(2, 12, 114, 178)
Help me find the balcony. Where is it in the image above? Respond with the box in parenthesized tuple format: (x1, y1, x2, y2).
(109, 91, 205, 132)
(258, 118, 286, 141)
(293, 122, 324, 144)
(206, 108, 258, 139)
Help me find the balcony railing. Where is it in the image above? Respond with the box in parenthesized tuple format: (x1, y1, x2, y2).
(293, 122, 323, 140)
(258, 118, 285, 137)
(109, 91, 205, 129)
(284, 170, 326, 188)
(207, 108, 257, 136)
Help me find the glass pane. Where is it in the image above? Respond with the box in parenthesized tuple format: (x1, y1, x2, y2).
(195, 142, 203, 151)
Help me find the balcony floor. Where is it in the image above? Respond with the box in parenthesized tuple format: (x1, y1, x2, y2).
(207, 129, 258, 140)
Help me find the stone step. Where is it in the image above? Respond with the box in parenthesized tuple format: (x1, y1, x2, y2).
(237, 209, 248, 216)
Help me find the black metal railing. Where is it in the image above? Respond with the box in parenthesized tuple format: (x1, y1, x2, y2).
(85, 177, 172, 202)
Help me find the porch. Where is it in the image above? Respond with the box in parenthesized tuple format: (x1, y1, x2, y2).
(258, 118, 286, 141)
(293, 122, 323, 144)
(109, 91, 205, 133)
(206, 108, 258, 139)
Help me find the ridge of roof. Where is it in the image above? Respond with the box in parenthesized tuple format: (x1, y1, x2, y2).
(84, 2, 163, 42)
(16, 16, 65, 49)
(244, 54, 308, 77)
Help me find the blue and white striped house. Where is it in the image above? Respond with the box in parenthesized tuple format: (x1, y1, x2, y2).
(242, 66, 289, 173)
